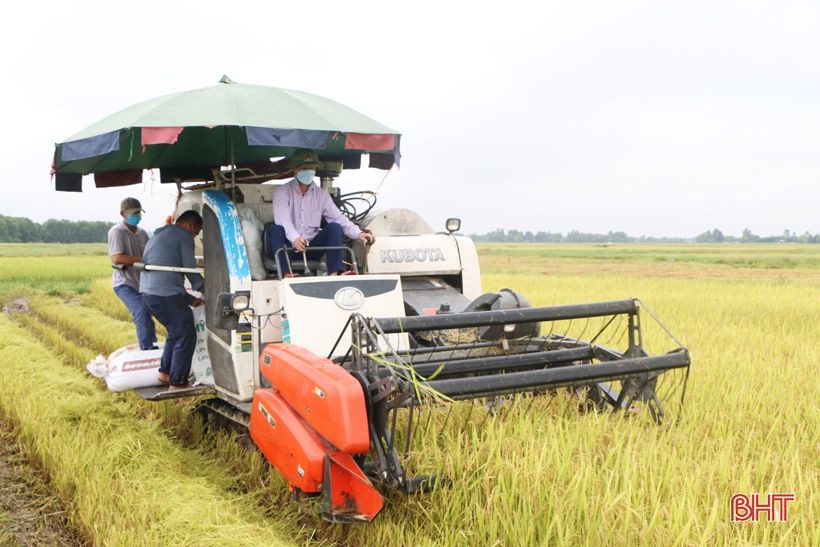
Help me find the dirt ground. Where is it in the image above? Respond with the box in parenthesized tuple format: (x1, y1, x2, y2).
(0, 418, 86, 546)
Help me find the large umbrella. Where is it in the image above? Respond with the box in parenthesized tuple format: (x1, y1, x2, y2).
(52, 76, 401, 191)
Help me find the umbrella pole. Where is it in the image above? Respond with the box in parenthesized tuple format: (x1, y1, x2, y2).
(229, 126, 236, 188)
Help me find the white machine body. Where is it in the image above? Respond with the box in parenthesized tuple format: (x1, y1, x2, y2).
(278, 276, 408, 356)
(178, 183, 482, 403)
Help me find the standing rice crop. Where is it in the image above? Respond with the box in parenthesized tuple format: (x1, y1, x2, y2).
(0, 313, 292, 546)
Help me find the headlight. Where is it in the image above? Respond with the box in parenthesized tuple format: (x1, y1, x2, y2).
(217, 291, 251, 316)
(230, 292, 251, 311)
(445, 218, 461, 234)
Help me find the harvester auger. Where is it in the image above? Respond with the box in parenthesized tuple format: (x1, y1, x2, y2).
(248, 296, 689, 522)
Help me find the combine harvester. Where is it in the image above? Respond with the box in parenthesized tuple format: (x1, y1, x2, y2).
(53, 78, 690, 522)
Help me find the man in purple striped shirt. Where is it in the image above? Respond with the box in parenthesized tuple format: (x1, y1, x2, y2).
(267, 149, 375, 276)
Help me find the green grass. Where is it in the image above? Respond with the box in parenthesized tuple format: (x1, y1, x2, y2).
(0, 243, 109, 257)
(0, 243, 111, 293)
(0, 256, 111, 294)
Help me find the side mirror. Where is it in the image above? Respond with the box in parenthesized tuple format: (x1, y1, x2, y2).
(445, 218, 461, 234)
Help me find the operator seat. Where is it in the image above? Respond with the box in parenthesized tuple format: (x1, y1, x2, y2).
(262, 222, 327, 276)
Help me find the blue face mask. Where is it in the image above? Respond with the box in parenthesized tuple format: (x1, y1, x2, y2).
(295, 169, 315, 184)
(125, 213, 142, 226)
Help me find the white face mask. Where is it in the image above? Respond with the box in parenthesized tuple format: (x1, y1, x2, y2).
(296, 169, 315, 184)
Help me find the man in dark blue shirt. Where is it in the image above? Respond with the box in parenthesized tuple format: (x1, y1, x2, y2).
(140, 210, 204, 390)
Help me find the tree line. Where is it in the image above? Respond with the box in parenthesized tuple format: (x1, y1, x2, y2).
(471, 228, 820, 244)
(693, 228, 819, 243)
(2, 213, 817, 245)
(0, 214, 113, 243)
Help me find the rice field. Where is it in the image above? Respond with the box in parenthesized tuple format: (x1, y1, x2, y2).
(0, 242, 817, 545)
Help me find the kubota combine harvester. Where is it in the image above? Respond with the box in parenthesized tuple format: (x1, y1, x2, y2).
(53, 77, 690, 522)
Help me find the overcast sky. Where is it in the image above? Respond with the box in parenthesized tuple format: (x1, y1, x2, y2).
(2, 0, 818, 237)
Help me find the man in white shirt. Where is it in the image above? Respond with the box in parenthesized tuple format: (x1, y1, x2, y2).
(267, 149, 375, 276)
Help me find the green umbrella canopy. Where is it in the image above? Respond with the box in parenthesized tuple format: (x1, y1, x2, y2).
(53, 76, 400, 188)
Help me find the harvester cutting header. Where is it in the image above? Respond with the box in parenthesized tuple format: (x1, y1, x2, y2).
(53, 77, 690, 522)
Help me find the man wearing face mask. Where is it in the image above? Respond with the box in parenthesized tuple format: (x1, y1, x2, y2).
(108, 197, 157, 350)
(267, 149, 375, 277)
(140, 210, 205, 390)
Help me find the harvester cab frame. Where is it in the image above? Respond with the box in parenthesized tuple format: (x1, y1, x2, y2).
(130, 158, 691, 523)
